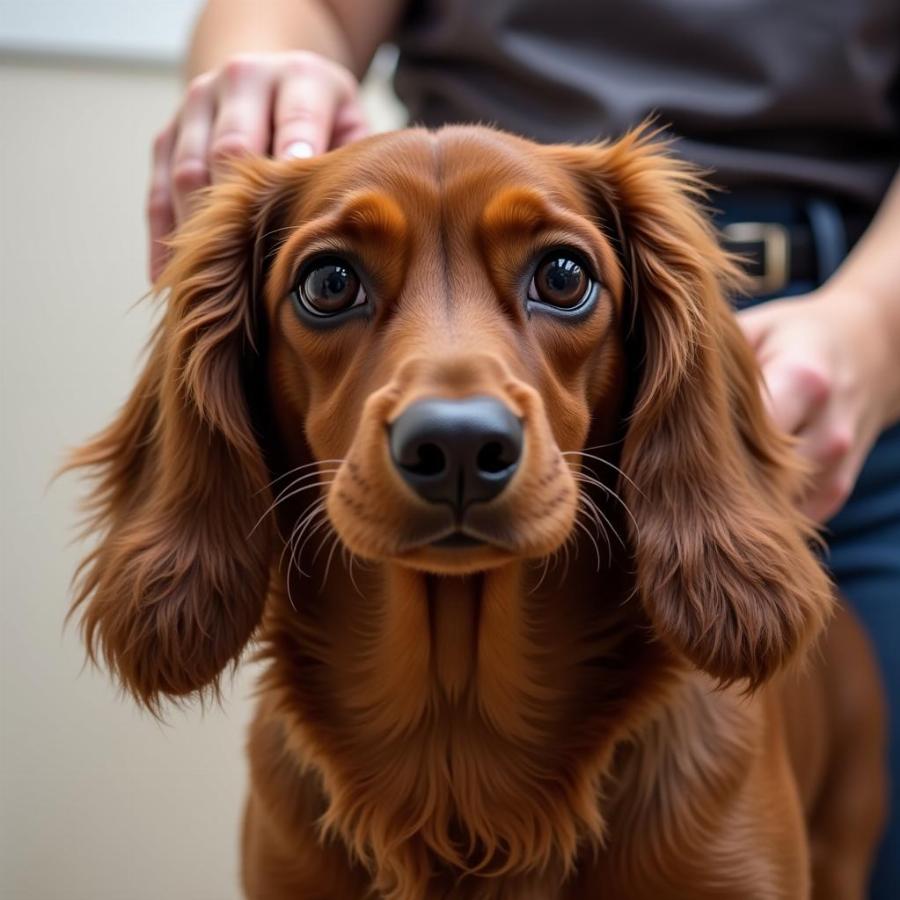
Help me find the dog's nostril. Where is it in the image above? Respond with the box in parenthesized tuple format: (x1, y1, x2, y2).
(477, 440, 516, 474)
(404, 442, 447, 477)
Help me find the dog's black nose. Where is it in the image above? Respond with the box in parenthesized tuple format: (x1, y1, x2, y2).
(389, 396, 523, 511)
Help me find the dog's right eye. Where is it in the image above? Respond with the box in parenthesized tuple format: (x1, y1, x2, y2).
(293, 257, 367, 318)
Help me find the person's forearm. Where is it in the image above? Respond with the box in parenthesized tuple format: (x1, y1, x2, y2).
(187, 0, 402, 78)
(188, 0, 353, 76)
(827, 171, 900, 425)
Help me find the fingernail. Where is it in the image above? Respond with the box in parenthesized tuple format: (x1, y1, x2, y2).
(284, 141, 315, 160)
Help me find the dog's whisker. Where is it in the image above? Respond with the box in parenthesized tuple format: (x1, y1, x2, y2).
(281, 498, 328, 580)
(562, 448, 639, 485)
(281, 519, 322, 598)
(569, 524, 582, 563)
(557, 532, 572, 585)
(279, 514, 304, 575)
(288, 500, 331, 567)
(285, 504, 332, 610)
(286, 498, 326, 550)
(270, 473, 337, 510)
(261, 459, 345, 494)
(572, 471, 640, 540)
(576, 491, 613, 566)
(322, 531, 344, 585)
(577, 489, 603, 528)
(573, 494, 607, 560)
(576, 486, 627, 553)
(571, 467, 638, 522)
(310, 514, 341, 570)
(529, 550, 556, 595)
(580, 491, 613, 543)
(282, 511, 317, 612)
(268, 470, 341, 511)
(256, 491, 325, 547)
(346, 551, 366, 599)
(295, 512, 335, 566)
(555, 541, 571, 592)
(270, 466, 342, 498)
(577, 502, 603, 542)
(574, 441, 623, 453)
(255, 465, 340, 503)
(249, 478, 337, 538)
(270, 476, 337, 511)
(571, 514, 603, 572)
(562, 450, 646, 498)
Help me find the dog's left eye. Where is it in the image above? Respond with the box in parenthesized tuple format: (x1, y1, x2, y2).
(528, 253, 593, 310)
(293, 258, 367, 317)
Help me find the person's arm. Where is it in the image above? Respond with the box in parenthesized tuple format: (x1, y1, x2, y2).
(147, 0, 406, 279)
(739, 171, 900, 522)
(827, 173, 900, 425)
(187, 0, 399, 77)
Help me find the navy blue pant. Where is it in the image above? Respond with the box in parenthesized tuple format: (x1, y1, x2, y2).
(720, 196, 900, 897)
(828, 424, 900, 896)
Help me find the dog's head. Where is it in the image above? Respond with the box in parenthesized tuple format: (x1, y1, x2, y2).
(70, 125, 831, 708)
(264, 129, 631, 575)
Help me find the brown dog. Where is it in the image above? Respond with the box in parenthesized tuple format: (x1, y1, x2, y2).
(69, 126, 886, 899)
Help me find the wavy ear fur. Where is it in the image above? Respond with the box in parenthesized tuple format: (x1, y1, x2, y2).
(67, 160, 292, 710)
(554, 128, 833, 687)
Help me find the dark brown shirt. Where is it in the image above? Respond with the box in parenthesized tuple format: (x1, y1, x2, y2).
(394, 0, 900, 205)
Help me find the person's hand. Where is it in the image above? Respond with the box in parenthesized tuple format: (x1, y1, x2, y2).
(738, 287, 895, 523)
(147, 51, 368, 280)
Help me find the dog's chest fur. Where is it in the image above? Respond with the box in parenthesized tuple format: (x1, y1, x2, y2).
(254, 555, 695, 899)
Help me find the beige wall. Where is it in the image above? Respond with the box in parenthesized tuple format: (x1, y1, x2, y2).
(0, 57, 404, 900)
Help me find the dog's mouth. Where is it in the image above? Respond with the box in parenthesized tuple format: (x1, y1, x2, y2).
(399, 516, 514, 571)
(413, 513, 512, 553)
(358, 494, 574, 575)
(430, 531, 486, 549)
(399, 532, 515, 575)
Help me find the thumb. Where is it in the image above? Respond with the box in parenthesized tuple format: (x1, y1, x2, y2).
(758, 361, 809, 435)
(736, 303, 776, 351)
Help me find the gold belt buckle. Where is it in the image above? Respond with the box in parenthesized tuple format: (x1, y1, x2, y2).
(721, 222, 791, 295)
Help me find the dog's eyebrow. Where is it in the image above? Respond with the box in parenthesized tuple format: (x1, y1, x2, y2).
(477, 186, 606, 270)
(478, 187, 559, 239)
(333, 191, 408, 244)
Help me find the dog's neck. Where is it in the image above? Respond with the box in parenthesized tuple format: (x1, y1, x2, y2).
(258, 532, 683, 897)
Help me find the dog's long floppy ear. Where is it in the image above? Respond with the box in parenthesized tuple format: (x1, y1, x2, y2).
(551, 128, 832, 687)
(67, 159, 295, 710)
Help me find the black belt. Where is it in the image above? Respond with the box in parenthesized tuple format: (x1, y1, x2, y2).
(719, 210, 871, 296)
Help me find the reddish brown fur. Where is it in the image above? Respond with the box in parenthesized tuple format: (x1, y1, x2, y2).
(67, 126, 886, 898)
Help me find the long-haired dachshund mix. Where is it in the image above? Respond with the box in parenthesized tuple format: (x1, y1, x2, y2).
(69, 126, 886, 899)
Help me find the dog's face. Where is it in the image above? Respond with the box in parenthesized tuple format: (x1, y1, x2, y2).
(70, 125, 832, 708)
(262, 130, 626, 574)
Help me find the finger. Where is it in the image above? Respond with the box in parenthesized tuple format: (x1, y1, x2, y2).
(799, 454, 858, 524)
(795, 413, 853, 472)
(272, 61, 356, 158)
(759, 360, 831, 436)
(171, 73, 216, 223)
(792, 405, 858, 522)
(736, 304, 776, 351)
(331, 96, 370, 148)
(147, 123, 176, 282)
(208, 58, 275, 179)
